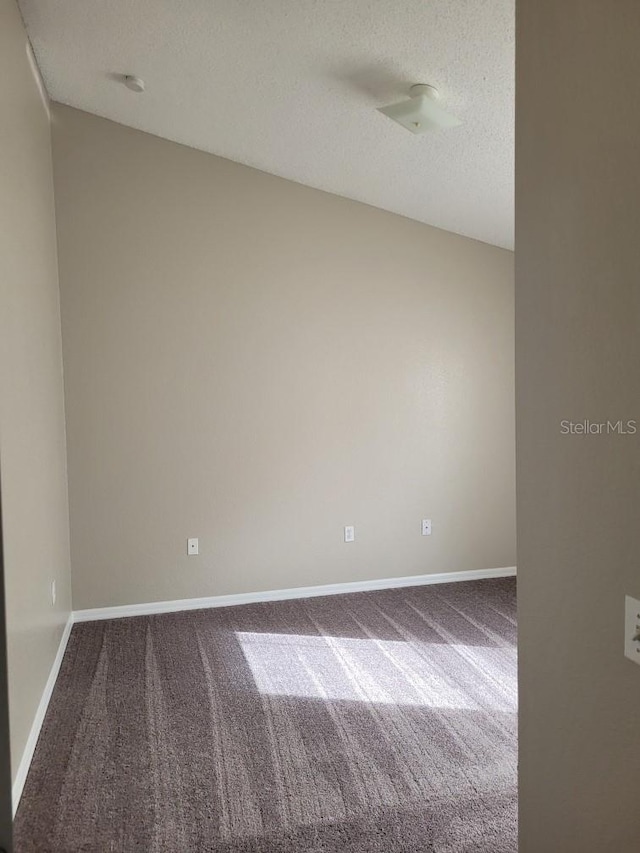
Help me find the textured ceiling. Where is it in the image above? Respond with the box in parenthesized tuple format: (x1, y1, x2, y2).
(19, 0, 514, 248)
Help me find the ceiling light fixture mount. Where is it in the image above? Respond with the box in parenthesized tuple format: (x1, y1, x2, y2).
(378, 83, 461, 134)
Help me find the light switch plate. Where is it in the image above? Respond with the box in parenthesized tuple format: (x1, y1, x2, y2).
(422, 519, 432, 536)
(624, 596, 640, 665)
(344, 526, 355, 543)
(187, 537, 199, 556)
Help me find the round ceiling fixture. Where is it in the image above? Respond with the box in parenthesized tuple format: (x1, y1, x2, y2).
(409, 83, 440, 101)
(123, 75, 145, 93)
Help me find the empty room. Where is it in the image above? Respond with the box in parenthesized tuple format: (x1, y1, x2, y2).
(1, 0, 639, 852)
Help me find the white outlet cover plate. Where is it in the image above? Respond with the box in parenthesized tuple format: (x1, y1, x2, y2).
(422, 519, 432, 536)
(624, 595, 640, 665)
(187, 538, 199, 556)
(344, 526, 355, 543)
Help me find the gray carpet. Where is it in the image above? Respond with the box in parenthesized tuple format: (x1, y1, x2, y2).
(14, 578, 517, 852)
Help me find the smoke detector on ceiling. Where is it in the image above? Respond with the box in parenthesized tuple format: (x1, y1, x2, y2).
(378, 84, 461, 134)
(123, 75, 145, 93)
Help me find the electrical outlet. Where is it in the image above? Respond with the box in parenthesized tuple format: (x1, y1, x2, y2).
(51, 580, 56, 606)
(187, 538, 199, 556)
(624, 596, 640, 665)
(344, 526, 355, 543)
(422, 519, 432, 536)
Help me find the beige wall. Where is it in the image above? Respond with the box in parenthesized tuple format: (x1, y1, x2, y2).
(52, 105, 515, 610)
(517, 1, 640, 850)
(0, 0, 72, 783)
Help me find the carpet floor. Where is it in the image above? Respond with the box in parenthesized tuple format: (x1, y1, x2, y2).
(14, 578, 517, 852)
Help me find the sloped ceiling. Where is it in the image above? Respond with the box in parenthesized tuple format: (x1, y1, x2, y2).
(19, 0, 514, 248)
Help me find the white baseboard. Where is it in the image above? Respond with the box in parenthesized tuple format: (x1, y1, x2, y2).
(12, 613, 74, 815)
(73, 566, 516, 624)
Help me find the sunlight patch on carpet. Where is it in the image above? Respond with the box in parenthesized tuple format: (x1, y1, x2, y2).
(237, 631, 516, 711)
